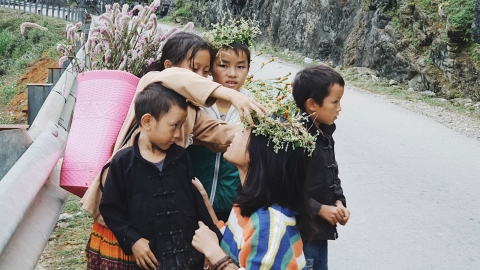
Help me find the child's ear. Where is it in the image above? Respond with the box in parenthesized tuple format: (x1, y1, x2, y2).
(304, 98, 318, 114)
(164, 59, 173, 69)
(141, 114, 152, 130)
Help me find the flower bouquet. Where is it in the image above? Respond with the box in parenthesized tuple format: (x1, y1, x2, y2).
(242, 73, 317, 156)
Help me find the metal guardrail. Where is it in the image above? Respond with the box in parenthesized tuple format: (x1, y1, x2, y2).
(0, 0, 88, 22)
(0, 40, 89, 268)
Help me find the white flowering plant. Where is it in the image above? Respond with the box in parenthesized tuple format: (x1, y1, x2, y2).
(56, 21, 86, 70)
(242, 73, 317, 155)
(203, 13, 261, 54)
(57, 0, 194, 77)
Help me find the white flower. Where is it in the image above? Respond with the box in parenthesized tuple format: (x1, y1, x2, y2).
(20, 22, 48, 36)
(122, 4, 129, 15)
(182, 22, 194, 32)
(58, 56, 69, 67)
(118, 57, 127, 70)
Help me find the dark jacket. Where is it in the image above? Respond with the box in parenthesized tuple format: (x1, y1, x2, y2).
(100, 133, 222, 270)
(306, 122, 347, 240)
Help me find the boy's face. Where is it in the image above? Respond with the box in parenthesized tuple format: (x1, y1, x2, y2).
(306, 83, 344, 126)
(211, 48, 249, 91)
(143, 105, 188, 151)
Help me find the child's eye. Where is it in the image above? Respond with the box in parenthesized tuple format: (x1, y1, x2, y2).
(238, 66, 245, 69)
(219, 64, 227, 68)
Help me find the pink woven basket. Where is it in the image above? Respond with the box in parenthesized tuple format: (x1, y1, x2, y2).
(60, 70, 139, 197)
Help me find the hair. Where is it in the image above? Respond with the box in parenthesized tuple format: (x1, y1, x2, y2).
(134, 82, 188, 125)
(292, 65, 345, 112)
(141, 32, 213, 76)
(212, 43, 251, 67)
(235, 132, 315, 239)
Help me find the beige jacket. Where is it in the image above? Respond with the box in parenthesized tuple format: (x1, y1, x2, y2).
(80, 68, 240, 225)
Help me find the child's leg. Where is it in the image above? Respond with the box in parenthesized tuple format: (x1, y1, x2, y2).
(303, 240, 328, 270)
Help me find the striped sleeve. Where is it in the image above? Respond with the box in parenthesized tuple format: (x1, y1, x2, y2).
(239, 208, 306, 270)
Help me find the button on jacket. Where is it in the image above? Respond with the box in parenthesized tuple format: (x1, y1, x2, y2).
(100, 133, 222, 270)
(306, 122, 347, 240)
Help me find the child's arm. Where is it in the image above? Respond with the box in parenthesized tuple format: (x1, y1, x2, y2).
(310, 198, 344, 226)
(333, 161, 350, 225)
(191, 108, 241, 153)
(100, 158, 158, 269)
(142, 68, 265, 125)
(192, 178, 219, 224)
(100, 158, 139, 254)
(185, 152, 222, 241)
(192, 181, 223, 243)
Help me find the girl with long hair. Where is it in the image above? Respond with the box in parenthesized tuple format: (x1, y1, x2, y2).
(191, 79, 316, 269)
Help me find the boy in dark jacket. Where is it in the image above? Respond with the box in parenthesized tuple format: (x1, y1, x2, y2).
(292, 65, 350, 270)
(100, 82, 222, 270)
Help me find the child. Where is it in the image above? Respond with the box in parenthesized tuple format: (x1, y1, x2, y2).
(292, 65, 350, 270)
(100, 83, 222, 270)
(141, 32, 211, 78)
(84, 31, 245, 270)
(187, 16, 258, 222)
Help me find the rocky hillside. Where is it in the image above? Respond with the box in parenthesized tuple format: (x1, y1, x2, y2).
(191, 0, 480, 101)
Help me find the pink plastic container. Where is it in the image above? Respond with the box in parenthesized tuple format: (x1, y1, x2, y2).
(60, 70, 139, 197)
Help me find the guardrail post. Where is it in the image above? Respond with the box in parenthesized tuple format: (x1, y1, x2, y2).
(27, 84, 53, 126)
(67, 7, 71, 21)
(47, 68, 66, 85)
(23, 1, 26, 12)
(28, 1, 31, 13)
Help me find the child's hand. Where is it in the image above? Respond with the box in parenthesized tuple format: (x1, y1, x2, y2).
(192, 222, 225, 263)
(318, 205, 344, 226)
(192, 178, 208, 199)
(132, 238, 158, 270)
(229, 90, 265, 125)
(336, 200, 350, 226)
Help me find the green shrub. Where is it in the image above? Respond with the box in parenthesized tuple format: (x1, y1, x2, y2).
(0, 29, 16, 56)
(159, 15, 174, 22)
(1, 82, 20, 105)
(444, 0, 475, 30)
(174, 5, 191, 17)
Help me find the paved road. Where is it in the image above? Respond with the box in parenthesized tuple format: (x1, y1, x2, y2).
(249, 57, 480, 269)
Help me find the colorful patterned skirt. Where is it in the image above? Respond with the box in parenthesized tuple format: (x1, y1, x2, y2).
(86, 221, 139, 270)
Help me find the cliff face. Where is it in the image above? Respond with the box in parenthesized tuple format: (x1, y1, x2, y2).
(192, 0, 480, 101)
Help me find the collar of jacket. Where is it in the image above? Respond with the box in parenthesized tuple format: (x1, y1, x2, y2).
(132, 132, 186, 170)
(305, 117, 336, 136)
